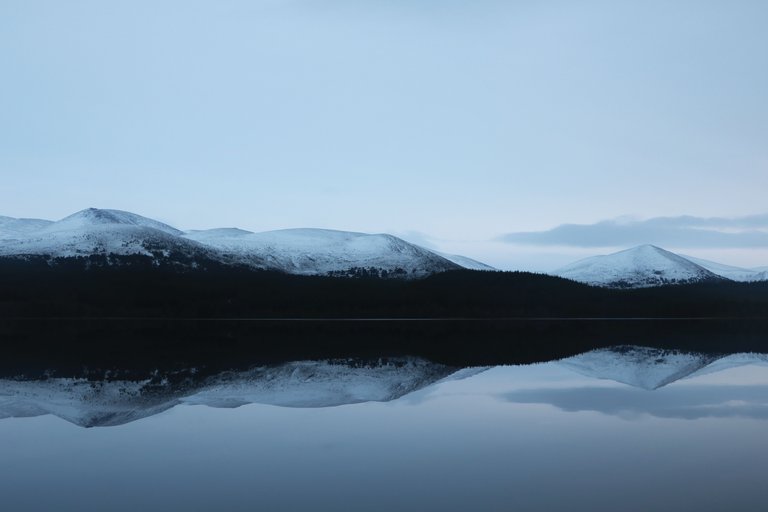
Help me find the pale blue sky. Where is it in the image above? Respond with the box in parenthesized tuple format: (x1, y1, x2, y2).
(1, 1, 767, 269)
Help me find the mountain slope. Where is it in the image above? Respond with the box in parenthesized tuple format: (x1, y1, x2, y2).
(183, 227, 462, 277)
(552, 245, 726, 288)
(680, 255, 767, 282)
(0, 216, 54, 240)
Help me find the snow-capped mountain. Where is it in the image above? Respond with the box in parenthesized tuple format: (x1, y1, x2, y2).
(183, 227, 461, 277)
(552, 244, 726, 288)
(47, 208, 183, 236)
(0, 358, 460, 427)
(559, 346, 768, 390)
(680, 255, 768, 282)
(0, 208, 222, 266)
(0, 208, 486, 277)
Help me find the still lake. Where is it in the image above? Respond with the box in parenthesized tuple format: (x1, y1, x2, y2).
(0, 348, 767, 512)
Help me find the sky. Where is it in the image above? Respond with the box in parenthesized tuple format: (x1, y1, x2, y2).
(1, 0, 767, 270)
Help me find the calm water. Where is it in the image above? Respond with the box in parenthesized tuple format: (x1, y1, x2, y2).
(1, 349, 767, 512)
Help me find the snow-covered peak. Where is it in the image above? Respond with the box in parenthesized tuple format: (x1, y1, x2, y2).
(0, 209, 215, 263)
(552, 244, 724, 288)
(44, 208, 182, 236)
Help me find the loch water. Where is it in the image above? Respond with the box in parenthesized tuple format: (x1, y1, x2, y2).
(1, 346, 767, 512)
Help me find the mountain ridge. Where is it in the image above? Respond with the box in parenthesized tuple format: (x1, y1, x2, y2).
(0, 208, 478, 278)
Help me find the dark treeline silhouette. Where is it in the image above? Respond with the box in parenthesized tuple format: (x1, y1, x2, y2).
(1, 255, 768, 319)
(2, 317, 767, 380)
(1, 256, 767, 378)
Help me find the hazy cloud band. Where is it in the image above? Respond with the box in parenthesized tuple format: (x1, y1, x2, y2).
(500, 215, 768, 248)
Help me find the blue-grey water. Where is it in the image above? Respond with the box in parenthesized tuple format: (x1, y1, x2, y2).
(1, 351, 767, 512)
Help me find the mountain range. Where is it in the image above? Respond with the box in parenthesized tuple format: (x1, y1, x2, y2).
(2, 208, 766, 287)
(0, 208, 492, 278)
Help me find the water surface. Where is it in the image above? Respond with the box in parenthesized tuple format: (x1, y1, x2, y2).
(1, 348, 767, 511)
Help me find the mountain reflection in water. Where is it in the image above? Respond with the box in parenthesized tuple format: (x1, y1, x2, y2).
(1, 347, 767, 428)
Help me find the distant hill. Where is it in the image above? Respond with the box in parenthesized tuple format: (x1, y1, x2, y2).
(553, 245, 726, 288)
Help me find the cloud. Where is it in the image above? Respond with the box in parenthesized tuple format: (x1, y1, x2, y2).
(392, 230, 439, 249)
(499, 214, 768, 248)
(502, 385, 768, 421)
